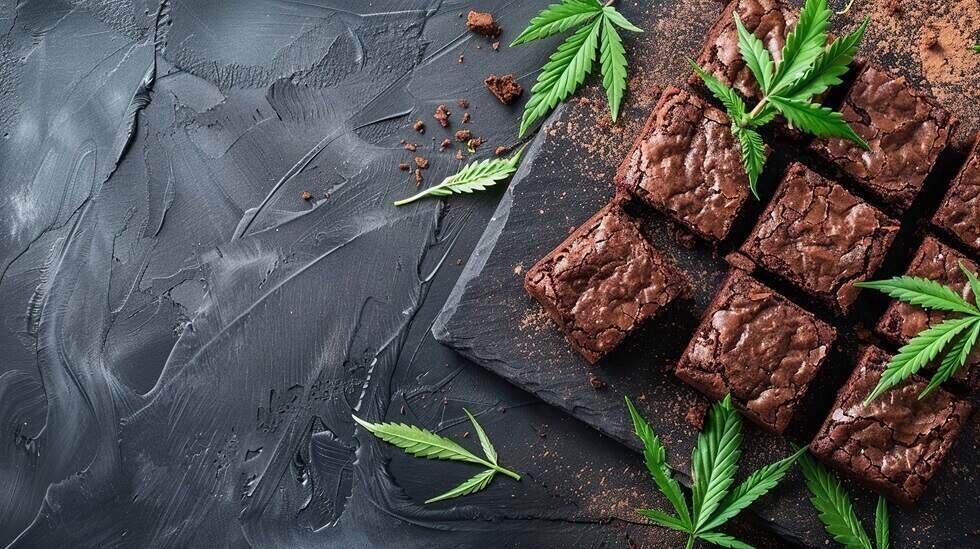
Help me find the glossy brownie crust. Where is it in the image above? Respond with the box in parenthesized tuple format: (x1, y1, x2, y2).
(675, 270, 836, 433)
(810, 64, 955, 212)
(689, 0, 795, 101)
(615, 86, 755, 242)
(876, 236, 979, 381)
(810, 346, 972, 505)
(933, 133, 980, 255)
(738, 163, 899, 313)
(524, 203, 688, 364)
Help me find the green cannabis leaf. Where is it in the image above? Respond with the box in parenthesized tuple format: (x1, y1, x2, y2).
(973, 44, 980, 53)
(856, 261, 980, 401)
(627, 395, 803, 549)
(393, 145, 526, 206)
(511, 0, 643, 136)
(799, 452, 889, 549)
(352, 409, 520, 504)
(691, 0, 868, 197)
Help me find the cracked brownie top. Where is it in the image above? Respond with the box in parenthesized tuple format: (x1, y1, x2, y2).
(810, 346, 972, 505)
(615, 86, 755, 242)
(524, 202, 689, 364)
(933, 133, 980, 256)
(739, 163, 899, 313)
(676, 270, 836, 433)
(810, 64, 955, 212)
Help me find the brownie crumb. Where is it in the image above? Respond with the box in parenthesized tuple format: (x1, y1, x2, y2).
(457, 99, 470, 109)
(433, 104, 451, 128)
(587, 373, 607, 390)
(492, 40, 500, 51)
(398, 163, 410, 171)
(454, 149, 464, 161)
(440, 138, 452, 150)
(403, 142, 417, 152)
(457, 54, 464, 64)
(685, 401, 709, 430)
(455, 129, 472, 142)
(466, 10, 500, 37)
(485, 74, 523, 104)
(414, 169, 424, 186)
(412, 120, 425, 133)
(300, 191, 312, 201)
(414, 156, 429, 169)
(462, 112, 472, 123)
(467, 137, 484, 152)
(494, 146, 510, 156)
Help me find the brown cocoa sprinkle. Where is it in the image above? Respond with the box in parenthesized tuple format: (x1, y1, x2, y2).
(414, 169, 423, 186)
(465, 10, 500, 37)
(588, 373, 607, 389)
(412, 120, 425, 133)
(455, 129, 472, 142)
(414, 156, 429, 169)
(403, 142, 417, 152)
(440, 138, 451, 150)
(433, 104, 450, 128)
(300, 191, 312, 201)
(494, 146, 510, 156)
(456, 99, 469, 109)
(398, 163, 410, 171)
(454, 149, 464, 161)
(461, 112, 471, 123)
(484, 74, 523, 104)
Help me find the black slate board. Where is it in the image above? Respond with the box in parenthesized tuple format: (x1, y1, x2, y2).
(432, 92, 980, 547)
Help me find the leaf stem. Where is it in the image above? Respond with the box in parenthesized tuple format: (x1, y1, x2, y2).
(393, 188, 438, 207)
(685, 535, 695, 549)
(487, 462, 522, 481)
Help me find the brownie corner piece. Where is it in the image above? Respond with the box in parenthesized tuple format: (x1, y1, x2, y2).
(739, 162, 899, 313)
(675, 269, 835, 433)
(614, 85, 756, 242)
(809, 346, 972, 505)
(523, 202, 688, 364)
(933, 132, 980, 256)
(689, 0, 795, 100)
(809, 64, 955, 212)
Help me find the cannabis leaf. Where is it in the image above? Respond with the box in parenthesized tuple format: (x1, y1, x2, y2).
(512, 0, 643, 135)
(393, 145, 526, 206)
(973, 44, 980, 53)
(799, 452, 889, 549)
(856, 261, 980, 401)
(352, 409, 520, 504)
(691, 0, 868, 198)
(628, 395, 803, 548)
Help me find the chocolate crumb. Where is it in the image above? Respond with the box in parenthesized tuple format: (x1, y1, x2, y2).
(440, 138, 451, 150)
(494, 146, 510, 156)
(492, 40, 500, 51)
(457, 54, 464, 64)
(403, 142, 417, 152)
(414, 156, 429, 169)
(462, 112, 471, 123)
(412, 120, 425, 133)
(685, 401, 709, 430)
(300, 191, 312, 201)
(466, 137, 484, 152)
(465, 10, 500, 37)
(484, 74, 523, 104)
(455, 258, 464, 266)
(588, 373, 607, 389)
(457, 99, 469, 109)
(398, 163, 410, 171)
(433, 104, 451, 128)
(454, 149, 464, 161)
(455, 129, 472, 142)
(414, 169, 423, 186)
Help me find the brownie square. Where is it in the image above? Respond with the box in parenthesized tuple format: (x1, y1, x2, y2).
(689, 0, 796, 101)
(810, 346, 972, 505)
(524, 202, 689, 364)
(933, 133, 980, 256)
(675, 270, 836, 433)
(809, 64, 955, 212)
(615, 86, 758, 242)
(738, 163, 899, 314)
(876, 236, 979, 382)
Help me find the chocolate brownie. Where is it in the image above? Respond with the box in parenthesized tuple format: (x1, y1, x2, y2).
(615, 86, 758, 242)
(876, 236, 979, 382)
(809, 64, 955, 212)
(690, 0, 796, 101)
(933, 133, 980, 256)
(738, 163, 899, 314)
(810, 346, 972, 505)
(675, 270, 836, 433)
(524, 202, 689, 364)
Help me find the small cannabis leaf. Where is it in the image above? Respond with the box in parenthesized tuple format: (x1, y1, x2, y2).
(973, 44, 980, 53)
(691, 0, 868, 197)
(856, 261, 980, 401)
(627, 395, 803, 548)
(393, 145, 526, 206)
(511, 0, 643, 136)
(798, 452, 890, 549)
(352, 409, 520, 504)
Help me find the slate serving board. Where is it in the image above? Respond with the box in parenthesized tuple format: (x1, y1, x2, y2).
(432, 79, 980, 549)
